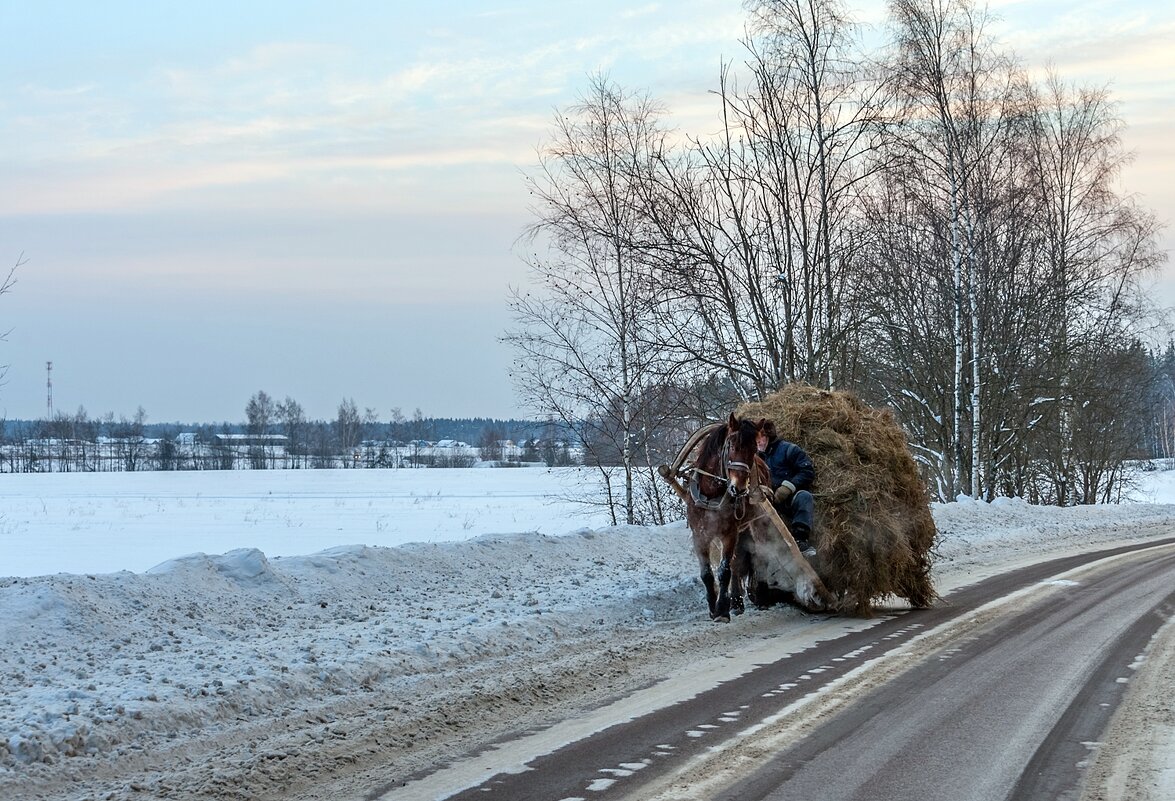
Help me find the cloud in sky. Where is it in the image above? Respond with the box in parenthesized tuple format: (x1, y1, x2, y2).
(0, 0, 1171, 423)
(0, 1, 747, 421)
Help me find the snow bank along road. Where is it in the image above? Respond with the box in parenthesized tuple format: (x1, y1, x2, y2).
(1, 499, 1174, 800)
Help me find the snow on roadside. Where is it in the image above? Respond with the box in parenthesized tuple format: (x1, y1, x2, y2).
(933, 494, 1175, 555)
(2, 478, 1175, 781)
(0, 524, 696, 773)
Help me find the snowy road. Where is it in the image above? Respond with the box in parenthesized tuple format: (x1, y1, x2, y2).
(400, 540, 1175, 801)
(651, 541, 1175, 801)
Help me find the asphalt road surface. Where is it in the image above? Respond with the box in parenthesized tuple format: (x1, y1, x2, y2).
(389, 538, 1175, 801)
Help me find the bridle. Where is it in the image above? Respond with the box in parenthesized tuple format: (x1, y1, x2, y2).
(688, 430, 755, 512)
(722, 437, 754, 483)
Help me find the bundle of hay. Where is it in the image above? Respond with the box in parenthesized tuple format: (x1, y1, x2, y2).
(738, 384, 938, 616)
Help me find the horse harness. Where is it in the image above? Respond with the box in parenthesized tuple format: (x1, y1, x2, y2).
(686, 436, 755, 515)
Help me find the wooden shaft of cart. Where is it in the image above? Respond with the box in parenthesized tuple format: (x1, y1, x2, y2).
(655, 421, 723, 504)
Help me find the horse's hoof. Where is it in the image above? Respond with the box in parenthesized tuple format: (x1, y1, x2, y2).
(731, 599, 745, 616)
(711, 614, 731, 623)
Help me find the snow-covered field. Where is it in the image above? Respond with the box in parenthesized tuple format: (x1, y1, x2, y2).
(2, 467, 1174, 800)
(0, 468, 614, 577)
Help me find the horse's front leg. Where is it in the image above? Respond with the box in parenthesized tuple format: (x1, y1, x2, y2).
(713, 538, 735, 623)
(730, 530, 751, 617)
(697, 550, 719, 620)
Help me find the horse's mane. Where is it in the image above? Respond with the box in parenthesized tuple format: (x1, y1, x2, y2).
(697, 423, 729, 468)
(729, 417, 758, 457)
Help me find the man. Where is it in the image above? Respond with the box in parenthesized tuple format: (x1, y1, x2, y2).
(756, 420, 817, 556)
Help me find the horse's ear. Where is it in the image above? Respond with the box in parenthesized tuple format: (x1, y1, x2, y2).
(728, 412, 738, 430)
(756, 417, 768, 431)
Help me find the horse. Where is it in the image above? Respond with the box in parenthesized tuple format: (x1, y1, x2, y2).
(683, 413, 764, 622)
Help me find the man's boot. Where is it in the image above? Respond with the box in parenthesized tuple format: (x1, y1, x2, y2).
(792, 522, 816, 557)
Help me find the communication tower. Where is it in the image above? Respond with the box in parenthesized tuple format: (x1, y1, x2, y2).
(46, 361, 53, 420)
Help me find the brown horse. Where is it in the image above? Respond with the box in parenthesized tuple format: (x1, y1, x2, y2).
(684, 413, 764, 622)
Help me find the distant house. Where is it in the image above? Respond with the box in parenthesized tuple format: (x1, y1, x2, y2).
(435, 439, 470, 449)
(212, 434, 289, 448)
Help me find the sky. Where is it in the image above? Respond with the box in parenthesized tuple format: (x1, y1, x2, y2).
(0, 1, 1172, 424)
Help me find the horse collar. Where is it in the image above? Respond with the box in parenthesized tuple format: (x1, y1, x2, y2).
(688, 471, 729, 511)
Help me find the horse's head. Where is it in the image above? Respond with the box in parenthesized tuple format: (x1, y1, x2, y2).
(723, 413, 761, 497)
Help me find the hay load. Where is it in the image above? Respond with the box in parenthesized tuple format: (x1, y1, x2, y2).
(738, 384, 938, 616)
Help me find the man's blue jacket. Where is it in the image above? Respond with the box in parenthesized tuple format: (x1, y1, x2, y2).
(760, 438, 815, 491)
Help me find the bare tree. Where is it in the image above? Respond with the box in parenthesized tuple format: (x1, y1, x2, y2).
(507, 75, 679, 525)
(602, 0, 888, 408)
(335, 398, 361, 466)
(0, 253, 23, 392)
(865, 3, 1164, 503)
(245, 391, 275, 435)
(478, 423, 505, 464)
(1151, 345, 1175, 461)
(277, 396, 307, 468)
(310, 421, 335, 469)
(388, 406, 406, 443)
(245, 390, 276, 468)
(1024, 74, 1165, 503)
(112, 407, 149, 472)
(744, 0, 891, 387)
(403, 407, 428, 467)
(882, 0, 1027, 497)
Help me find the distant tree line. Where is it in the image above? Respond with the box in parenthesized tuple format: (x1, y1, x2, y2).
(0, 394, 580, 473)
(508, 0, 1168, 523)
